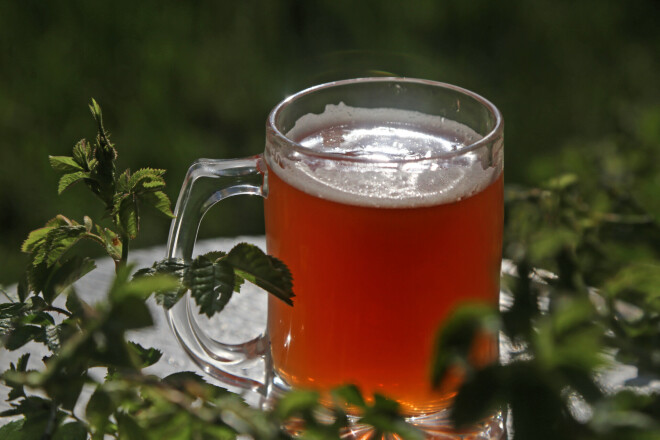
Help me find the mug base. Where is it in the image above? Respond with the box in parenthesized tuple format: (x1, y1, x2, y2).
(280, 408, 505, 440)
(267, 374, 506, 440)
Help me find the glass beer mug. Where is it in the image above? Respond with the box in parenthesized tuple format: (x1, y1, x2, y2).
(166, 77, 504, 439)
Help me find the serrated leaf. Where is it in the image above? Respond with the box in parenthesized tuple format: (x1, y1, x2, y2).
(202, 251, 227, 261)
(49, 155, 84, 173)
(224, 243, 294, 305)
(29, 224, 87, 268)
(141, 191, 174, 218)
(43, 256, 96, 304)
(116, 196, 139, 239)
(154, 289, 185, 309)
(21, 311, 55, 326)
(39, 324, 62, 351)
(3, 353, 30, 401)
(186, 257, 235, 317)
(129, 168, 166, 190)
(58, 171, 91, 194)
(21, 225, 55, 253)
(162, 371, 207, 388)
(128, 341, 162, 368)
(115, 169, 131, 193)
(72, 139, 93, 169)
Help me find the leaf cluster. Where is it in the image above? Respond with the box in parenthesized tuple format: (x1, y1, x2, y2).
(1, 101, 403, 440)
(432, 141, 660, 439)
(136, 243, 294, 317)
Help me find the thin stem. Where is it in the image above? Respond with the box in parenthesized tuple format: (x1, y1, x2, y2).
(46, 305, 72, 318)
(119, 234, 130, 271)
(43, 402, 59, 440)
(1, 289, 14, 303)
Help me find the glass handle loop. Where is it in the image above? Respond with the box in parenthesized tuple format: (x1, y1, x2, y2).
(166, 155, 270, 394)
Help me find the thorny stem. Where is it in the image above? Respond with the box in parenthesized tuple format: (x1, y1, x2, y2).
(45, 306, 72, 318)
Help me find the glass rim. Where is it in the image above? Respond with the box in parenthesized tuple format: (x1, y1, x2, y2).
(267, 77, 503, 163)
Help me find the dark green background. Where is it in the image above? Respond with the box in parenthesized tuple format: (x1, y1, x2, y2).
(1, 0, 659, 284)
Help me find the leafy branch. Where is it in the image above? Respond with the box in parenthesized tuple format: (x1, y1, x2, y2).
(0, 101, 408, 440)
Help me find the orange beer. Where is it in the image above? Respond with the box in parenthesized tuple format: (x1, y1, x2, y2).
(264, 115, 503, 415)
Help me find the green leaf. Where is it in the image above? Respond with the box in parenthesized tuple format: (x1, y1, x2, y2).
(128, 341, 162, 368)
(186, 256, 235, 318)
(3, 353, 30, 401)
(162, 371, 207, 388)
(360, 394, 423, 440)
(53, 421, 88, 440)
(0, 420, 24, 439)
(451, 365, 502, 428)
(65, 290, 85, 316)
(153, 289, 185, 310)
(72, 139, 94, 170)
(3, 325, 43, 350)
(275, 389, 320, 419)
(43, 256, 96, 304)
(26, 221, 87, 268)
(86, 386, 116, 436)
(21, 226, 54, 254)
(331, 384, 367, 409)
(117, 275, 180, 303)
(49, 155, 84, 173)
(141, 191, 175, 218)
(431, 303, 498, 387)
(201, 251, 226, 261)
(224, 243, 294, 306)
(40, 323, 62, 351)
(109, 296, 153, 330)
(134, 259, 186, 309)
(58, 171, 92, 194)
(129, 168, 166, 190)
(116, 196, 139, 239)
(116, 412, 146, 440)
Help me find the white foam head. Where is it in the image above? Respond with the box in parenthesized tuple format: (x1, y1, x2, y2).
(270, 103, 498, 208)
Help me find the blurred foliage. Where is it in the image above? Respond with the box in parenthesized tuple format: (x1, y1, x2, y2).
(432, 97, 660, 438)
(1, 0, 659, 283)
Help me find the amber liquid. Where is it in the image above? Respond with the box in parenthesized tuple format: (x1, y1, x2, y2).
(264, 166, 503, 415)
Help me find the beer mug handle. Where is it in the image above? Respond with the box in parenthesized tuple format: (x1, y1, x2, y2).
(165, 155, 271, 396)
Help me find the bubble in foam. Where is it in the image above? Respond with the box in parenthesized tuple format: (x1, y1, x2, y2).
(272, 103, 497, 208)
